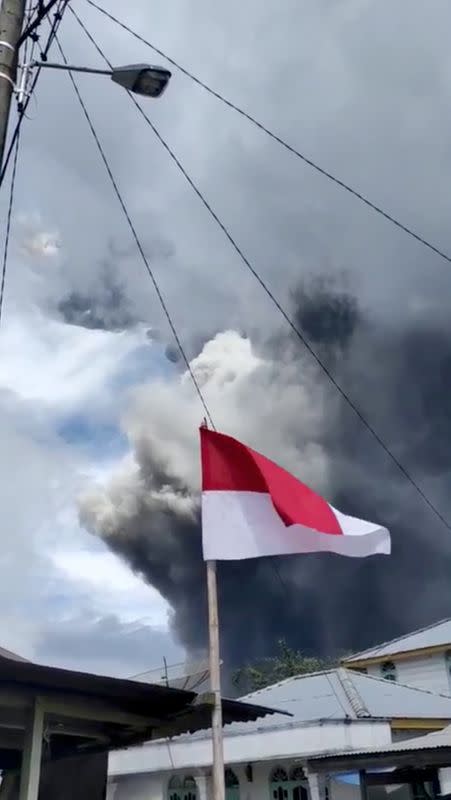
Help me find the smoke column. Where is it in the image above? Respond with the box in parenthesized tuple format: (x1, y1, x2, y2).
(79, 277, 451, 670)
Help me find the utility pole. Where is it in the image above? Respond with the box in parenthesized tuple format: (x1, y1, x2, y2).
(0, 0, 26, 170)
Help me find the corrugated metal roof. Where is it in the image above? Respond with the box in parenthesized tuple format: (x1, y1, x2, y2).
(182, 669, 451, 743)
(224, 670, 362, 734)
(0, 646, 29, 663)
(343, 618, 451, 663)
(0, 655, 280, 729)
(0, 652, 280, 768)
(308, 724, 451, 763)
(349, 671, 451, 719)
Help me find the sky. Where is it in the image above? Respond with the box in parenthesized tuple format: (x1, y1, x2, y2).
(1, 0, 451, 676)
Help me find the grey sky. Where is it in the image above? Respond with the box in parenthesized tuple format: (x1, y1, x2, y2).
(1, 0, 451, 675)
(12, 0, 451, 334)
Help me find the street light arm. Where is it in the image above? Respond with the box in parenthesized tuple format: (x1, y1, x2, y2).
(24, 60, 171, 98)
(32, 61, 112, 76)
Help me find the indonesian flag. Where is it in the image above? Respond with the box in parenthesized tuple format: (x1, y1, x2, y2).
(200, 428, 391, 561)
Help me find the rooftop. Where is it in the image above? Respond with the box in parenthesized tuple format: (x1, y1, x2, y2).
(0, 646, 280, 771)
(0, 645, 29, 663)
(306, 724, 451, 773)
(110, 669, 451, 778)
(343, 618, 451, 664)
(175, 668, 451, 743)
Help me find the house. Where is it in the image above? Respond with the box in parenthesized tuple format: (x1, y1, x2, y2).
(305, 723, 451, 800)
(0, 646, 274, 800)
(342, 618, 451, 695)
(108, 667, 451, 800)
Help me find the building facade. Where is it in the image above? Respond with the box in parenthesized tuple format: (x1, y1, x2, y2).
(108, 653, 451, 800)
(342, 618, 451, 696)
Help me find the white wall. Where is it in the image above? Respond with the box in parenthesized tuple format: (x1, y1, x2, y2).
(109, 721, 392, 800)
(439, 768, 451, 795)
(110, 759, 358, 800)
(109, 721, 391, 778)
(110, 772, 164, 800)
(365, 653, 451, 695)
(329, 777, 360, 800)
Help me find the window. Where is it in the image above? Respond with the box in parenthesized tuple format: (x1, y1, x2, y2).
(225, 770, 239, 788)
(271, 768, 288, 783)
(445, 651, 451, 683)
(168, 775, 197, 800)
(381, 661, 397, 682)
(290, 769, 308, 800)
(270, 767, 309, 800)
(292, 788, 308, 800)
(183, 776, 197, 800)
(225, 769, 240, 800)
(168, 776, 182, 800)
(270, 767, 289, 800)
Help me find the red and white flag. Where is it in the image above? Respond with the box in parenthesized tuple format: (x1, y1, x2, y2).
(200, 428, 391, 561)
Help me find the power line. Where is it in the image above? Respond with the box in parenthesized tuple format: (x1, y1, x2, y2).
(0, 0, 69, 190)
(17, 0, 64, 47)
(0, 0, 34, 327)
(0, 128, 21, 325)
(68, 9, 451, 534)
(52, 32, 215, 430)
(69, 12, 296, 615)
(84, 0, 451, 267)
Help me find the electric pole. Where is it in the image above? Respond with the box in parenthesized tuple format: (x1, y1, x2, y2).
(0, 0, 26, 170)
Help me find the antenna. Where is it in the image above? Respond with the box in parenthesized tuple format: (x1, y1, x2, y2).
(163, 656, 169, 687)
(130, 657, 220, 691)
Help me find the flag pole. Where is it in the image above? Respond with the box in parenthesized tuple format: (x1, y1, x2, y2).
(206, 559, 225, 800)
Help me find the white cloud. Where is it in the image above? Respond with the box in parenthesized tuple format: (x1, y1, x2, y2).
(50, 546, 170, 627)
(0, 300, 180, 673)
(17, 214, 61, 259)
(0, 311, 148, 415)
(121, 330, 328, 491)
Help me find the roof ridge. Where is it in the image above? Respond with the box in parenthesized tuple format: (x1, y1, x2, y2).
(240, 668, 337, 700)
(336, 668, 371, 718)
(343, 617, 451, 662)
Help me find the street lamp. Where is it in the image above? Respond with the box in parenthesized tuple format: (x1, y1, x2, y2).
(19, 61, 172, 102)
(110, 64, 171, 98)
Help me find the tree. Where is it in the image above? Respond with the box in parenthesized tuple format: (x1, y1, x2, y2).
(232, 639, 336, 693)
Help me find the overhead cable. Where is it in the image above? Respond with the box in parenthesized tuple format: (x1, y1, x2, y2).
(52, 32, 215, 430)
(18, 0, 65, 47)
(84, 0, 451, 267)
(69, 9, 451, 533)
(0, 0, 69, 189)
(0, 129, 21, 325)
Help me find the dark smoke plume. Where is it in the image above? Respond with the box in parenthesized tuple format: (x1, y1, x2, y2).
(58, 264, 139, 333)
(79, 282, 451, 673)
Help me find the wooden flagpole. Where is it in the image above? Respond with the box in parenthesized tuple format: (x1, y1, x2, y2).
(206, 559, 225, 800)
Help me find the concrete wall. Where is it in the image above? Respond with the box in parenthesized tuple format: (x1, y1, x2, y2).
(365, 654, 451, 695)
(109, 772, 164, 800)
(109, 721, 391, 777)
(439, 767, 451, 795)
(110, 761, 359, 800)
